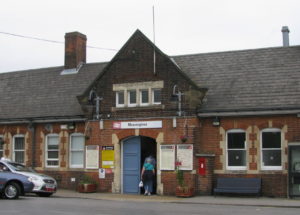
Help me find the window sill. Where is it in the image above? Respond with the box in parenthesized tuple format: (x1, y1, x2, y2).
(44, 167, 60, 170)
(226, 167, 247, 171)
(261, 167, 282, 171)
(112, 104, 165, 112)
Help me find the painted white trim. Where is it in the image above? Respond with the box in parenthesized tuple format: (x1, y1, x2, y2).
(69, 133, 85, 169)
(226, 129, 247, 170)
(12, 134, 25, 164)
(260, 128, 282, 171)
(45, 134, 60, 168)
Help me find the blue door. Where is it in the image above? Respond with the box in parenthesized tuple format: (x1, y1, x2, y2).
(123, 136, 141, 194)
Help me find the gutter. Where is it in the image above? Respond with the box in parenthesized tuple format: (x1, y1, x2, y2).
(197, 109, 300, 117)
(0, 117, 86, 125)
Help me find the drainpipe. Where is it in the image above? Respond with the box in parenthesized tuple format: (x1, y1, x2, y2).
(29, 122, 36, 168)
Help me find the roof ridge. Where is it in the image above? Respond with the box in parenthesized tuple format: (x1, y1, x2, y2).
(0, 62, 109, 75)
(171, 45, 300, 58)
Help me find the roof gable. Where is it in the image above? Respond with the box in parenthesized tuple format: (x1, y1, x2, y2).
(81, 29, 204, 96)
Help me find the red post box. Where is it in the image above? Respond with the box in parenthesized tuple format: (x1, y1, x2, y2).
(198, 157, 206, 175)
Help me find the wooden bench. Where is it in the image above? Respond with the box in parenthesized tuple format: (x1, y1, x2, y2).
(214, 178, 261, 196)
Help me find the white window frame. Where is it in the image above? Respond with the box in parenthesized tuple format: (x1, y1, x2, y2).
(127, 90, 137, 107)
(260, 128, 282, 170)
(140, 89, 149, 106)
(0, 135, 4, 158)
(116, 91, 125, 107)
(69, 133, 85, 168)
(13, 135, 25, 164)
(152, 89, 162, 105)
(226, 129, 247, 170)
(45, 134, 60, 168)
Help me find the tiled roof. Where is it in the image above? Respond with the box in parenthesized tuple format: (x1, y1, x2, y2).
(173, 46, 300, 113)
(0, 63, 107, 120)
(1, 45, 300, 120)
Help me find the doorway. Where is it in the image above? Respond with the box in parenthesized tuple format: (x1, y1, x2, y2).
(288, 145, 300, 197)
(122, 136, 157, 194)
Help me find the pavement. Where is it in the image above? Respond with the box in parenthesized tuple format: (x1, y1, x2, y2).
(54, 189, 300, 208)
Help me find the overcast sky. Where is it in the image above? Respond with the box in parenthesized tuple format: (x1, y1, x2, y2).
(0, 0, 299, 73)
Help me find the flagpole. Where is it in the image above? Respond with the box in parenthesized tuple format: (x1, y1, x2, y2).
(153, 6, 156, 75)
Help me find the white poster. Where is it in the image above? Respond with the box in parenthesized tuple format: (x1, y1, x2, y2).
(99, 168, 105, 179)
(160, 145, 175, 170)
(177, 144, 193, 170)
(113, 121, 162, 129)
(86, 145, 99, 169)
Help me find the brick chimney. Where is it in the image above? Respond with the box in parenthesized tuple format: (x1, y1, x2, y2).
(64, 32, 87, 69)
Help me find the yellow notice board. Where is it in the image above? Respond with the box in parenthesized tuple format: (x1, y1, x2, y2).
(101, 146, 114, 168)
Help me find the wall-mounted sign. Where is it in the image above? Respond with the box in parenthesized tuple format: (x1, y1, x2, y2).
(99, 168, 105, 179)
(160, 145, 175, 170)
(177, 144, 193, 170)
(101, 146, 114, 168)
(113, 121, 162, 129)
(86, 145, 99, 169)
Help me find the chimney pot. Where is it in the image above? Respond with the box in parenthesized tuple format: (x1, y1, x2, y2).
(64, 32, 87, 69)
(281, 26, 290, 47)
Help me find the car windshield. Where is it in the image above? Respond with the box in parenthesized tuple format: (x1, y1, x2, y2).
(7, 162, 35, 172)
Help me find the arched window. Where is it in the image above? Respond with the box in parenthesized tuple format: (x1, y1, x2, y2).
(69, 133, 85, 168)
(226, 129, 247, 170)
(261, 128, 282, 170)
(46, 134, 59, 167)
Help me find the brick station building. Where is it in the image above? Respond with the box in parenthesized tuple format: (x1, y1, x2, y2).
(1, 28, 300, 197)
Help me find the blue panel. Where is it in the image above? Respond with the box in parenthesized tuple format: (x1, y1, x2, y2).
(123, 136, 141, 194)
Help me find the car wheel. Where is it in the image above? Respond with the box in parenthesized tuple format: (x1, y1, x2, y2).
(36, 192, 53, 197)
(4, 182, 20, 199)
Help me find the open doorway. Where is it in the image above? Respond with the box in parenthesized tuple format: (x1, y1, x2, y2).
(122, 136, 157, 194)
(140, 136, 157, 194)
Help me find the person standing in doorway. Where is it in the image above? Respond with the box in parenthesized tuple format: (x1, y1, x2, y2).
(141, 156, 155, 196)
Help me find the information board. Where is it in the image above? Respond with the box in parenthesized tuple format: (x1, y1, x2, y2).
(160, 145, 175, 170)
(85, 145, 99, 169)
(101, 146, 114, 168)
(177, 144, 193, 170)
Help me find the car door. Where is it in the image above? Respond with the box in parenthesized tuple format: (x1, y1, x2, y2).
(0, 163, 9, 190)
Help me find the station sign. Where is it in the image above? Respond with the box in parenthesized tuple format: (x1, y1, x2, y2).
(113, 121, 162, 129)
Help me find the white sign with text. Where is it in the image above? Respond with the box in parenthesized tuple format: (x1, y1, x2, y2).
(113, 121, 162, 129)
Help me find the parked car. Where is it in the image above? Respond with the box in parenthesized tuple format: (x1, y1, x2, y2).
(0, 163, 34, 199)
(0, 158, 57, 197)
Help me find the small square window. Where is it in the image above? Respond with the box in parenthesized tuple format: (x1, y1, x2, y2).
(152, 89, 161, 105)
(140, 89, 149, 106)
(128, 90, 137, 107)
(116, 91, 125, 107)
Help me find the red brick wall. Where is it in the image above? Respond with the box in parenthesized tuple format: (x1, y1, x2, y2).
(198, 115, 300, 197)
